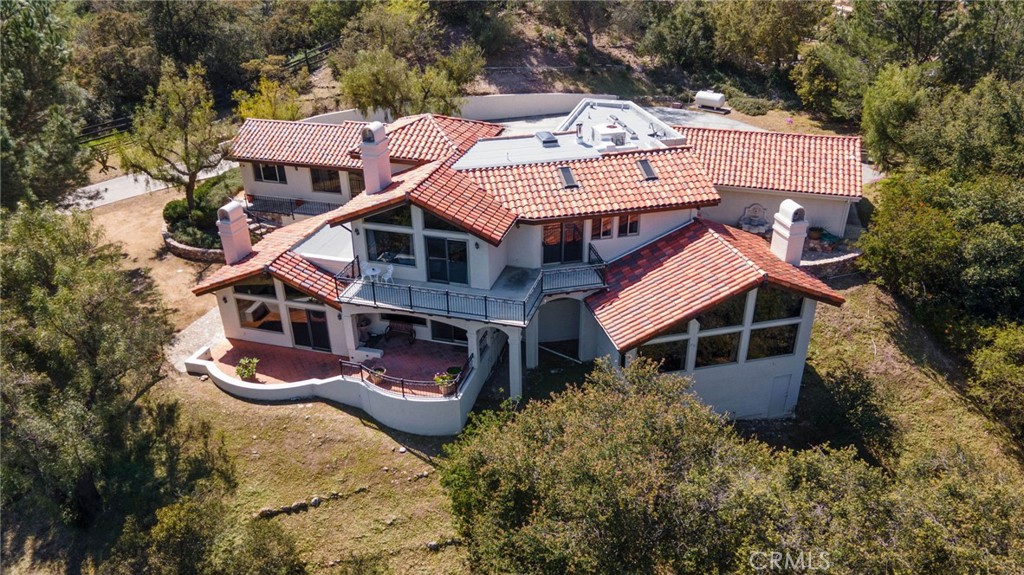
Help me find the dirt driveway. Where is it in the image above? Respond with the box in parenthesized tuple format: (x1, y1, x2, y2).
(91, 188, 221, 331)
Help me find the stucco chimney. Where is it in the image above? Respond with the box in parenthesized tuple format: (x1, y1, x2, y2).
(360, 121, 392, 194)
(217, 200, 252, 265)
(770, 199, 808, 265)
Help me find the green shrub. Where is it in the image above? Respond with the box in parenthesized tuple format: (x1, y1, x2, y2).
(170, 221, 221, 249)
(163, 198, 191, 226)
(236, 357, 260, 380)
(969, 323, 1024, 442)
(730, 95, 774, 115)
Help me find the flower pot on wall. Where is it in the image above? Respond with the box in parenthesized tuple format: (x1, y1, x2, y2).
(368, 367, 386, 385)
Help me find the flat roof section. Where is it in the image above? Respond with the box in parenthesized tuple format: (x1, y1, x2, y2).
(557, 99, 688, 149)
(452, 132, 602, 170)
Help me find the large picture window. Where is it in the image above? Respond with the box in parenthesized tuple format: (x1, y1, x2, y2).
(431, 321, 468, 343)
(695, 332, 740, 367)
(311, 168, 342, 194)
(233, 279, 276, 297)
(638, 339, 688, 372)
(366, 229, 415, 266)
(747, 324, 799, 360)
(423, 211, 462, 232)
(235, 297, 284, 332)
(753, 287, 804, 323)
(697, 293, 747, 330)
(365, 205, 412, 227)
(253, 162, 287, 184)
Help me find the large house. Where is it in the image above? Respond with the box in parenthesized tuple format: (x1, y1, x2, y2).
(190, 101, 855, 435)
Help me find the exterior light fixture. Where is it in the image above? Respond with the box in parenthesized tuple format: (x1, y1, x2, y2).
(222, 296, 227, 303)
(474, 242, 480, 249)
(354, 227, 360, 235)
(338, 312, 343, 320)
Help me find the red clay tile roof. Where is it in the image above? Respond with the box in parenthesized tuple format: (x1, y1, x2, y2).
(586, 218, 844, 351)
(463, 147, 720, 221)
(194, 162, 447, 296)
(377, 114, 505, 163)
(409, 162, 517, 245)
(230, 119, 366, 169)
(674, 127, 863, 198)
(268, 250, 341, 310)
(192, 209, 340, 296)
(230, 115, 504, 171)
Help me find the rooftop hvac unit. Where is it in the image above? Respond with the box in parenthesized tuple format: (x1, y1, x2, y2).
(695, 90, 728, 113)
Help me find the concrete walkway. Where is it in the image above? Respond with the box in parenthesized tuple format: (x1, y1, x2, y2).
(77, 160, 238, 210)
(168, 307, 224, 373)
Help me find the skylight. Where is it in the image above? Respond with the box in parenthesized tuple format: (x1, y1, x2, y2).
(637, 159, 658, 181)
(558, 166, 579, 189)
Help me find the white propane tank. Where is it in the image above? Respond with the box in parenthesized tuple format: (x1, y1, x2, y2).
(695, 90, 727, 109)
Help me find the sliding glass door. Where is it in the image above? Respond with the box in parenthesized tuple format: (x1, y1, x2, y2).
(542, 221, 584, 264)
(290, 308, 331, 351)
(426, 237, 468, 284)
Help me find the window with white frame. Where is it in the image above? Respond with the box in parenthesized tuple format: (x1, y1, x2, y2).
(253, 162, 287, 184)
(638, 338, 689, 372)
(618, 214, 640, 237)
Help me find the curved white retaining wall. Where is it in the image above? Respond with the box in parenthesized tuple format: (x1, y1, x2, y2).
(184, 346, 484, 436)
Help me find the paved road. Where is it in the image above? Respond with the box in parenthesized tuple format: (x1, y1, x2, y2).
(76, 160, 238, 210)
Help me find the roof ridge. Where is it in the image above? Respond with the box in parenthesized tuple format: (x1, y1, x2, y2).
(676, 125, 861, 141)
(243, 118, 369, 128)
(702, 220, 767, 278)
(459, 145, 697, 172)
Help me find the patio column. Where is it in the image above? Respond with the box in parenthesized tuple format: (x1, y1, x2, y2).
(467, 327, 480, 368)
(525, 316, 539, 369)
(508, 329, 523, 398)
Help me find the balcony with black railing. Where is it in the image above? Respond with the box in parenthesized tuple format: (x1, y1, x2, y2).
(243, 194, 342, 217)
(333, 247, 607, 325)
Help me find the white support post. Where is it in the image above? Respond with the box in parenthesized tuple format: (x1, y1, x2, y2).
(525, 317, 539, 369)
(737, 289, 758, 363)
(508, 330, 523, 398)
(685, 319, 699, 372)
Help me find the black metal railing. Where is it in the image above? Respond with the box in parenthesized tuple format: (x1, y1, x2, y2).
(244, 194, 341, 217)
(338, 353, 474, 398)
(332, 251, 607, 324)
(335, 275, 543, 324)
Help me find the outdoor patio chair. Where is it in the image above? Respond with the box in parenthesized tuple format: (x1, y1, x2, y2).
(380, 264, 395, 284)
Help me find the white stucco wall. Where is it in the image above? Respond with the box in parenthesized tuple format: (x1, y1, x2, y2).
(538, 298, 581, 342)
(700, 187, 853, 237)
(623, 292, 819, 419)
(301, 93, 618, 125)
(586, 209, 695, 261)
(504, 224, 543, 269)
(184, 345, 486, 436)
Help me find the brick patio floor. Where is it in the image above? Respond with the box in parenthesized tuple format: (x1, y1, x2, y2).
(208, 337, 470, 397)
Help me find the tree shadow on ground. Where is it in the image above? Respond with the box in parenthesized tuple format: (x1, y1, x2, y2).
(735, 363, 899, 468)
(2, 399, 236, 575)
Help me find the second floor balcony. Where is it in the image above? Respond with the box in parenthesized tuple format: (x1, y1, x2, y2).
(244, 194, 342, 218)
(333, 245, 607, 326)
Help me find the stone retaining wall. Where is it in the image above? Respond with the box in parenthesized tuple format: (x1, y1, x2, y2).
(161, 230, 226, 263)
(800, 251, 861, 279)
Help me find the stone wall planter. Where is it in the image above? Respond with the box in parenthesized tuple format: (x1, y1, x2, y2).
(800, 251, 861, 280)
(161, 229, 226, 264)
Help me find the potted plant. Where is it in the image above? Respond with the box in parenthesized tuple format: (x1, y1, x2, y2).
(434, 369, 459, 395)
(368, 366, 386, 385)
(236, 357, 260, 381)
(808, 226, 824, 240)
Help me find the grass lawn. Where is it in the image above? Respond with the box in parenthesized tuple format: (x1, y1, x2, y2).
(798, 278, 1022, 476)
